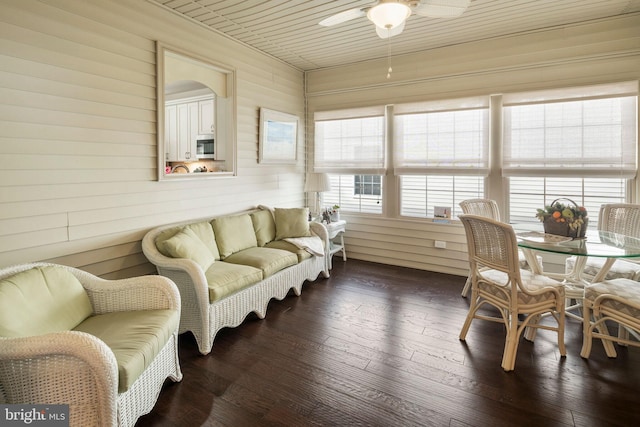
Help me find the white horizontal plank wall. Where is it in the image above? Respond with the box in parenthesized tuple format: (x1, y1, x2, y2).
(0, 0, 305, 278)
(306, 14, 640, 277)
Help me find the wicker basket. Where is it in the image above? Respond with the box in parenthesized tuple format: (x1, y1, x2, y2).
(542, 198, 588, 238)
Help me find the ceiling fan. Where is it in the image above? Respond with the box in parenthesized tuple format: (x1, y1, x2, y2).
(319, 0, 471, 39)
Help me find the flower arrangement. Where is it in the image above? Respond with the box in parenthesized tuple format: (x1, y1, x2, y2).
(536, 198, 588, 237)
(322, 205, 340, 223)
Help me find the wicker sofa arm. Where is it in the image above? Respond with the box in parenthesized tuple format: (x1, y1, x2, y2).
(0, 331, 118, 426)
(141, 226, 212, 306)
(309, 221, 330, 252)
(71, 268, 181, 315)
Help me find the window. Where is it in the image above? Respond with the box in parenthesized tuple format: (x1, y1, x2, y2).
(401, 175, 484, 218)
(394, 98, 489, 218)
(354, 175, 381, 196)
(323, 174, 383, 214)
(311, 82, 637, 221)
(509, 177, 627, 226)
(504, 82, 637, 224)
(314, 107, 386, 214)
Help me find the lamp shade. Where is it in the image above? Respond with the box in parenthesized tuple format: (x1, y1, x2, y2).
(304, 173, 331, 193)
(367, 1, 411, 29)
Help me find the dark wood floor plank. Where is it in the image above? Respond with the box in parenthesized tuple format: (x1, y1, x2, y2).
(137, 259, 640, 426)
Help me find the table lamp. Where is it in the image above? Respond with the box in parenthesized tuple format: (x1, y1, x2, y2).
(304, 172, 331, 217)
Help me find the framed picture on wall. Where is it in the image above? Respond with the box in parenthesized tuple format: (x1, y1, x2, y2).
(259, 107, 298, 164)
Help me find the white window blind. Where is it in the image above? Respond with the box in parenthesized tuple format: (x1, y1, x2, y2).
(323, 174, 383, 214)
(503, 81, 638, 178)
(401, 175, 484, 218)
(509, 177, 627, 226)
(393, 97, 490, 175)
(314, 106, 386, 174)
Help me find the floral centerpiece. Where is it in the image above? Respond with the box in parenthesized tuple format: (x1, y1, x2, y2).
(535, 198, 588, 238)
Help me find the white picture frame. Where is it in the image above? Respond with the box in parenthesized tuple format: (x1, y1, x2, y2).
(259, 108, 298, 164)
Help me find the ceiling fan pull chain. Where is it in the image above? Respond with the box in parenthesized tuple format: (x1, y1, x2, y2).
(386, 27, 392, 79)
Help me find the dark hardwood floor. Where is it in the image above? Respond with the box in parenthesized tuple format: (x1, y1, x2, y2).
(137, 259, 640, 427)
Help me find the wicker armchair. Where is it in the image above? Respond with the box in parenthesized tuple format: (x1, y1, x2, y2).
(458, 215, 566, 371)
(565, 203, 640, 281)
(0, 263, 183, 427)
(581, 278, 640, 359)
(459, 199, 542, 297)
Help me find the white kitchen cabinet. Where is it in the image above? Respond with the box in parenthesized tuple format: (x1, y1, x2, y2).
(164, 105, 177, 161)
(165, 95, 213, 162)
(198, 98, 215, 134)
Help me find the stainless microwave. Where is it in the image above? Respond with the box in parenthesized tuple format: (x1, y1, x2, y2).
(196, 135, 215, 159)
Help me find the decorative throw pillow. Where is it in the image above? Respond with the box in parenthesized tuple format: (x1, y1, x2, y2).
(251, 209, 276, 246)
(274, 207, 311, 240)
(158, 227, 215, 270)
(211, 214, 258, 259)
(186, 221, 220, 260)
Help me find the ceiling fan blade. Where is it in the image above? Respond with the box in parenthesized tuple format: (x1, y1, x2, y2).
(375, 21, 405, 39)
(319, 7, 366, 26)
(414, 0, 471, 18)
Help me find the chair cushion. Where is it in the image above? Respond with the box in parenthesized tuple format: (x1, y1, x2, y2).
(566, 256, 640, 281)
(251, 209, 276, 247)
(212, 214, 258, 259)
(479, 269, 564, 304)
(265, 240, 313, 262)
(274, 207, 311, 240)
(157, 227, 215, 270)
(0, 266, 92, 337)
(585, 278, 640, 319)
(224, 247, 298, 278)
(74, 309, 179, 393)
(204, 261, 263, 302)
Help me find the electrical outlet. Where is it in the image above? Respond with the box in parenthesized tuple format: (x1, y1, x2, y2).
(435, 240, 447, 249)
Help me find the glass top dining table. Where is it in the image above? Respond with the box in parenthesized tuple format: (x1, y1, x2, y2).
(514, 226, 640, 286)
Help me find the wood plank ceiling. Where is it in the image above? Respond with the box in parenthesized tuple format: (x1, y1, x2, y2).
(148, 0, 640, 71)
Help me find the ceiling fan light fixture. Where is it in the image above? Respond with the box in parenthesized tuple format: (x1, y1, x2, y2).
(367, 1, 411, 29)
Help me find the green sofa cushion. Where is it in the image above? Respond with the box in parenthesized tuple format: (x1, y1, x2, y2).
(251, 209, 276, 247)
(157, 227, 215, 270)
(186, 221, 220, 260)
(265, 240, 313, 262)
(224, 247, 298, 278)
(204, 261, 263, 302)
(74, 309, 179, 393)
(0, 266, 92, 337)
(274, 207, 311, 240)
(211, 214, 258, 259)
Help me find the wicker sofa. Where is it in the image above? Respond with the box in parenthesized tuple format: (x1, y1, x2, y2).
(0, 262, 183, 427)
(141, 206, 329, 355)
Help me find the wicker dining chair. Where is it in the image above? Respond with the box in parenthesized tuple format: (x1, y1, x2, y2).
(459, 199, 542, 297)
(581, 277, 640, 359)
(565, 203, 640, 281)
(458, 215, 566, 371)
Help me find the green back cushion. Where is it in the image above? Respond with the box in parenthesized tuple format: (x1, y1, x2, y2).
(212, 214, 258, 259)
(251, 209, 276, 246)
(275, 207, 311, 240)
(157, 227, 215, 270)
(0, 266, 93, 337)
